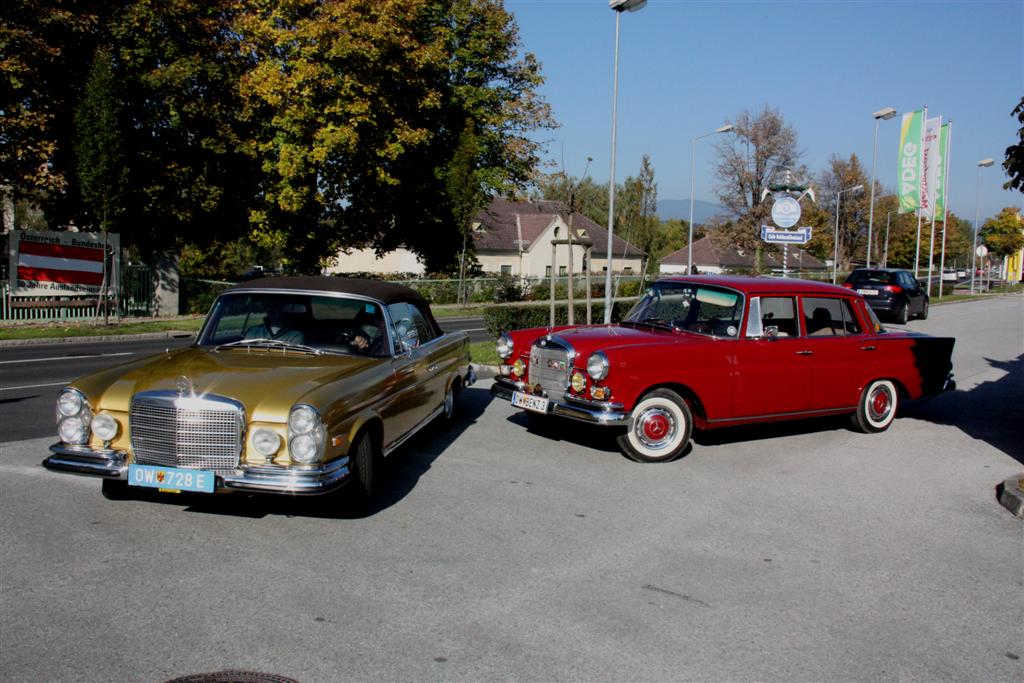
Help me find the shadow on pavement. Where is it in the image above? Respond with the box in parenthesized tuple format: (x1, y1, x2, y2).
(902, 354, 1024, 465)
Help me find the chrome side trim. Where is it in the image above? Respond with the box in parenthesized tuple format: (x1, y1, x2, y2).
(491, 377, 630, 427)
(43, 444, 128, 479)
(705, 405, 857, 424)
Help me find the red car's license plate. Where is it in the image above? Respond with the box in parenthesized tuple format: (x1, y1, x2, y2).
(511, 391, 549, 414)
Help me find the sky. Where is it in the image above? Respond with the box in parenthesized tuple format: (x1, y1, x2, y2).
(507, 0, 1023, 223)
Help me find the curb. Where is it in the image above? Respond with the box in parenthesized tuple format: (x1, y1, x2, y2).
(997, 474, 1024, 518)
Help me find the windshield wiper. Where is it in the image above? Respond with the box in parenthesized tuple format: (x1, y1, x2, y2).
(622, 318, 677, 332)
(215, 338, 323, 355)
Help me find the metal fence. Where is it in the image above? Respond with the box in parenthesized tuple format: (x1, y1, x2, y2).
(1, 263, 153, 322)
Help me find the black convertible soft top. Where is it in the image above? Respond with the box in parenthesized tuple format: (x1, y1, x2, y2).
(227, 276, 441, 335)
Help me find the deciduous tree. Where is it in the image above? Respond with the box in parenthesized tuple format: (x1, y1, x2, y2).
(713, 106, 801, 272)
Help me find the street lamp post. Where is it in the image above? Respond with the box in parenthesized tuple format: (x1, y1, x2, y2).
(832, 184, 864, 284)
(603, 0, 646, 324)
(883, 210, 896, 268)
(687, 124, 733, 274)
(867, 107, 897, 268)
(971, 158, 995, 294)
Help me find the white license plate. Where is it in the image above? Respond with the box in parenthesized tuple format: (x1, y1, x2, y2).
(857, 288, 879, 296)
(511, 391, 550, 414)
(128, 464, 215, 493)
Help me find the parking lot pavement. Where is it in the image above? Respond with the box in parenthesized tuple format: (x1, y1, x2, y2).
(2, 296, 1021, 682)
(2, 376, 1021, 682)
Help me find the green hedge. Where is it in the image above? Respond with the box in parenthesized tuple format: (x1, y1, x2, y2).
(483, 301, 634, 339)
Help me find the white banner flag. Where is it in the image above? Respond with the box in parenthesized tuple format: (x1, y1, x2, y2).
(920, 115, 942, 218)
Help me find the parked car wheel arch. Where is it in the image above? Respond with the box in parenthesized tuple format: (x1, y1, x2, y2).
(631, 382, 707, 426)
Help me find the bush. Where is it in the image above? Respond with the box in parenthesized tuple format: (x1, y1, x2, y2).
(483, 301, 634, 339)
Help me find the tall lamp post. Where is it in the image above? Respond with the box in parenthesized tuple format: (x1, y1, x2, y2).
(603, 0, 646, 324)
(832, 184, 864, 283)
(687, 124, 733, 274)
(971, 158, 995, 294)
(867, 107, 897, 268)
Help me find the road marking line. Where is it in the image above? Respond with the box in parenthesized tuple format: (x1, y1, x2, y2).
(0, 352, 134, 365)
(1, 381, 69, 391)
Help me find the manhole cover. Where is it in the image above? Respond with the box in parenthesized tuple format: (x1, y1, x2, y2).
(163, 672, 299, 683)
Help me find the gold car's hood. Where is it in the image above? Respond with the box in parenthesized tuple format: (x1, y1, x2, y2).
(83, 346, 377, 421)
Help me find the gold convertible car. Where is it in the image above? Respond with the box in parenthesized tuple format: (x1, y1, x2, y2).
(43, 277, 475, 501)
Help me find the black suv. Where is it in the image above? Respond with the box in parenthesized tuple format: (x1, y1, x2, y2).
(843, 268, 929, 324)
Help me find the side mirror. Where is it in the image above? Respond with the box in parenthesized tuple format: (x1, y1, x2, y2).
(394, 320, 419, 353)
(764, 325, 779, 340)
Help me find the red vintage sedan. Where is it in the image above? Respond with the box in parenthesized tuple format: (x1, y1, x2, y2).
(490, 276, 955, 463)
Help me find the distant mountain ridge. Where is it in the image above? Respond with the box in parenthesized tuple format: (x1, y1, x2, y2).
(657, 199, 728, 225)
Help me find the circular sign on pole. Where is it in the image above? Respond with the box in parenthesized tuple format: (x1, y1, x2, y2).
(771, 196, 801, 228)
(975, 245, 989, 258)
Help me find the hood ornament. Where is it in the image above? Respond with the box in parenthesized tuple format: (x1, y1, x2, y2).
(176, 376, 195, 398)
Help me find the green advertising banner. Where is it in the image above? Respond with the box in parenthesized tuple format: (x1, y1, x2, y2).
(898, 110, 923, 213)
(933, 123, 950, 216)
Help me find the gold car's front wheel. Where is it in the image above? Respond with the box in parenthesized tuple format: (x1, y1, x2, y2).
(350, 430, 378, 499)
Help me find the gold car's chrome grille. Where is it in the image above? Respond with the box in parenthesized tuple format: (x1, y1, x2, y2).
(529, 342, 571, 400)
(130, 392, 244, 475)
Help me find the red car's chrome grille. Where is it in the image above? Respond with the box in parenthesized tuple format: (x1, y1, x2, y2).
(529, 342, 571, 399)
(130, 392, 244, 475)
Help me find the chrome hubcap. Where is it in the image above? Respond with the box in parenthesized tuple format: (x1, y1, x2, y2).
(869, 387, 892, 421)
(635, 407, 676, 449)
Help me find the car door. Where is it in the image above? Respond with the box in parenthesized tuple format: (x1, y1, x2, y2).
(900, 271, 926, 315)
(381, 302, 438, 446)
(732, 295, 814, 418)
(801, 296, 876, 410)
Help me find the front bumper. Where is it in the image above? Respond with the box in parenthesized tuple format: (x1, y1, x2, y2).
(490, 376, 630, 426)
(43, 444, 351, 495)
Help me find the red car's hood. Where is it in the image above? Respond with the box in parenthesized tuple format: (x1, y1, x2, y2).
(512, 323, 710, 359)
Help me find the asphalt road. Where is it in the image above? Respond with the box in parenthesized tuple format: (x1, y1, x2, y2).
(0, 317, 488, 442)
(1, 296, 1021, 682)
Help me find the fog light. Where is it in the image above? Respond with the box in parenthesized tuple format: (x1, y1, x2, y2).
(91, 413, 119, 442)
(590, 385, 610, 401)
(570, 371, 586, 393)
(252, 428, 281, 458)
(58, 417, 87, 444)
(499, 364, 512, 376)
(511, 358, 525, 378)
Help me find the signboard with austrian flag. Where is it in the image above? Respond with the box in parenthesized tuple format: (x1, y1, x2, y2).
(9, 230, 119, 297)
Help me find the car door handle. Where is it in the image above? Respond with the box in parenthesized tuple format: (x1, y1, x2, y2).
(860, 345, 876, 351)
(427, 364, 439, 373)
(795, 350, 814, 356)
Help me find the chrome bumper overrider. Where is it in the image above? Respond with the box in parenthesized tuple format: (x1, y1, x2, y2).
(490, 377, 630, 426)
(43, 443, 351, 495)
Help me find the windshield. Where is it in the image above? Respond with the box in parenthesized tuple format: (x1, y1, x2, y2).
(197, 292, 391, 357)
(623, 283, 743, 338)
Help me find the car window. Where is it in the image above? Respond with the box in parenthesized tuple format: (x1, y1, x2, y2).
(848, 270, 892, 285)
(387, 302, 436, 349)
(745, 296, 797, 338)
(625, 283, 743, 337)
(802, 297, 861, 336)
(198, 292, 389, 355)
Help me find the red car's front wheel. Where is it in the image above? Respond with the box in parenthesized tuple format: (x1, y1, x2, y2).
(617, 389, 693, 463)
